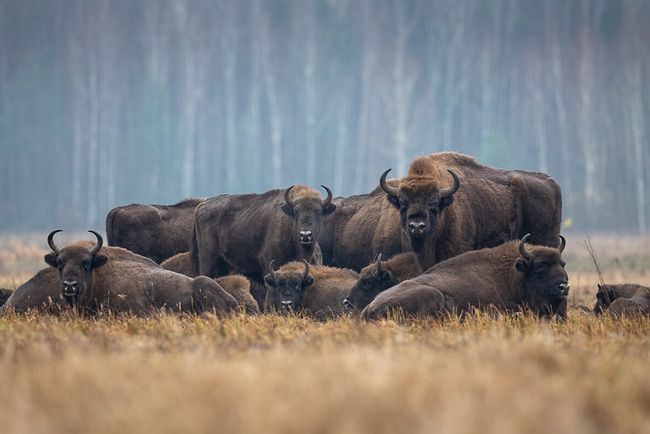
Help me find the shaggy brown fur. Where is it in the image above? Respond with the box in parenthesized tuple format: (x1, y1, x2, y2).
(345, 253, 422, 311)
(1, 237, 238, 316)
(593, 284, 650, 316)
(161, 253, 259, 313)
(263, 261, 358, 320)
(362, 237, 569, 320)
(106, 198, 203, 263)
(380, 152, 562, 270)
(318, 181, 409, 271)
(191, 185, 335, 280)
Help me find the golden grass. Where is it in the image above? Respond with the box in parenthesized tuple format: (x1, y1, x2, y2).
(0, 233, 648, 434)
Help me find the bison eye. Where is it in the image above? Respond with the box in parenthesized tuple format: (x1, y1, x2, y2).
(533, 263, 547, 274)
(398, 199, 407, 209)
(361, 281, 372, 290)
(82, 260, 92, 271)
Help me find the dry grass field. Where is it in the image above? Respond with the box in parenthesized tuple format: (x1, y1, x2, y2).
(0, 233, 648, 434)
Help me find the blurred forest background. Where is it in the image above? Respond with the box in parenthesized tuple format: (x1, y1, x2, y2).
(0, 0, 648, 233)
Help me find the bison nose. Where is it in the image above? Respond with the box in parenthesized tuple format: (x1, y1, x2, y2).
(343, 298, 353, 310)
(281, 300, 293, 309)
(62, 280, 78, 296)
(299, 230, 313, 244)
(407, 221, 426, 234)
(557, 283, 570, 296)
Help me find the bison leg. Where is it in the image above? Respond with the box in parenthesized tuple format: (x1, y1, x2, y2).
(361, 286, 449, 320)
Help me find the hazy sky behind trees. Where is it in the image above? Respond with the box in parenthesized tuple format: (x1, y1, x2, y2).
(0, 0, 648, 233)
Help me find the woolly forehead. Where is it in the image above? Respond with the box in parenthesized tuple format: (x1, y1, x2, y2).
(53, 241, 100, 257)
(287, 185, 323, 202)
(397, 177, 445, 197)
(523, 245, 563, 263)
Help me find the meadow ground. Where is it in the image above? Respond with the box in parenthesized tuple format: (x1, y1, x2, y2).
(0, 233, 648, 434)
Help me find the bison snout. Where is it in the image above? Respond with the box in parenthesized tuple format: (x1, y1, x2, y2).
(62, 280, 79, 296)
(343, 298, 353, 310)
(281, 300, 293, 309)
(557, 283, 570, 297)
(299, 230, 313, 244)
(407, 221, 426, 236)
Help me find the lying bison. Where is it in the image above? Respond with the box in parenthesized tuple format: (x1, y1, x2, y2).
(191, 185, 335, 280)
(263, 260, 358, 320)
(379, 152, 562, 270)
(362, 234, 569, 320)
(343, 252, 422, 311)
(1, 230, 238, 316)
(106, 198, 202, 263)
(593, 283, 650, 317)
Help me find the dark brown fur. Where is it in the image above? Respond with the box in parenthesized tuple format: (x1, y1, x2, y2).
(381, 152, 562, 270)
(0, 289, 13, 306)
(362, 238, 569, 320)
(191, 185, 335, 280)
(593, 284, 650, 316)
(344, 253, 422, 311)
(106, 198, 202, 263)
(263, 262, 358, 320)
(161, 253, 259, 314)
(1, 238, 238, 316)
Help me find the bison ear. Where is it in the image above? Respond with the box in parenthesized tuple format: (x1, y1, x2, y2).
(380, 270, 393, 283)
(264, 273, 276, 287)
(44, 253, 58, 268)
(322, 202, 337, 216)
(281, 203, 295, 217)
(440, 195, 454, 210)
(515, 258, 529, 273)
(302, 275, 315, 288)
(92, 254, 108, 269)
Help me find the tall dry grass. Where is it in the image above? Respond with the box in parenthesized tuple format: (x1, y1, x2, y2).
(0, 233, 648, 434)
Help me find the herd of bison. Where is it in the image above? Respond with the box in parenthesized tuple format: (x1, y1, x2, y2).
(1, 152, 648, 319)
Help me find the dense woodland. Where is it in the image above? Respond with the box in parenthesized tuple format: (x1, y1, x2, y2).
(0, 0, 648, 233)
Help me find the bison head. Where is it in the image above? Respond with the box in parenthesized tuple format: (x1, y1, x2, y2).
(44, 229, 108, 308)
(281, 185, 336, 247)
(380, 168, 459, 243)
(593, 284, 619, 315)
(263, 260, 313, 313)
(344, 254, 394, 311)
(515, 234, 569, 318)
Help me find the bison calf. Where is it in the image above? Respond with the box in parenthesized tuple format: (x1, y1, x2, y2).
(1, 230, 238, 316)
(362, 234, 569, 320)
(343, 252, 422, 311)
(593, 284, 650, 317)
(263, 260, 358, 320)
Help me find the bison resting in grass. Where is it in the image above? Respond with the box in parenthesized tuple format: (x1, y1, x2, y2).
(1, 230, 238, 316)
(263, 260, 358, 320)
(379, 152, 562, 270)
(343, 252, 422, 311)
(362, 234, 569, 320)
(191, 185, 336, 280)
(106, 198, 202, 263)
(593, 284, 650, 317)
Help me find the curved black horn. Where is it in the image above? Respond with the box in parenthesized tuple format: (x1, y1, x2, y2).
(301, 259, 310, 281)
(47, 229, 63, 256)
(558, 235, 566, 254)
(88, 230, 104, 256)
(268, 259, 278, 281)
(440, 169, 460, 198)
(321, 185, 333, 206)
(519, 233, 533, 260)
(284, 185, 295, 207)
(379, 169, 400, 198)
(375, 253, 384, 275)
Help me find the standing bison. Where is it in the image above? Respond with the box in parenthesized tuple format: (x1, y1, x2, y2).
(106, 198, 202, 263)
(593, 283, 650, 316)
(1, 230, 238, 316)
(362, 234, 569, 320)
(379, 152, 562, 270)
(191, 185, 335, 281)
(263, 260, 358, 319)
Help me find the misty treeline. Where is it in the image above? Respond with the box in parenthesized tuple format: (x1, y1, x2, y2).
(0, 0, 648, 233)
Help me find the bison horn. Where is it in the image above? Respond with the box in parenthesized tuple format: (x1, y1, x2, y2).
(519, 233, 533, 260)
(284, 185, 295, 207)
(88, 230, 104, 256)
(558, 235, 566, 254)
(268, 259, 278, 281)
(321, 185, 333, 206)
(380, 169, 400, 198)
(439, 169, 460, 198)
(375, 253, 384, 276)
(301, 259, 310, 281)
(47, 229, 63, 256)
